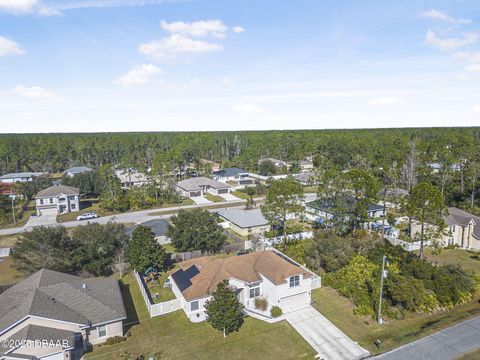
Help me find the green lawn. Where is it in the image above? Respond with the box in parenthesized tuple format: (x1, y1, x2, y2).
(204, 193, 225, 203)
(312, 287, 480, 354)
(0, 257, 25, 285)
(161, 243, 177, 254)
(456, 348, 480, 359)
(303, 186, 318, 193)
(0, 201, 36, 229)
(0, 234, 19, 248)
(422, 248, 480, 274)
(145, 272, 176, 303)
(57, 202, 115, 223)
(231, 191, 263, 200)
(86, 273, 316, 360)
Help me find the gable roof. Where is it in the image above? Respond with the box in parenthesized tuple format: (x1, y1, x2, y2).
(170, 251, 312, 301)
(126, 219, 170, 237)
(35, 184, 80, 198)
(444, 207, 480, 239)
(216, 208, 268, 228)
(176, 177, 230, 191)
(65, 166, 93, 174)
(212, 168, 248, 177)
(0, 172, 43, 180)
(0, 269, 126, 335)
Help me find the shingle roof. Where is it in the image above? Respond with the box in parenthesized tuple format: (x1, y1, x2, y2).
(444, 207, 480, 239)
(216, 208, 268, 228)
(176, 177, 230, 191)
(170, 251, 312, 301)
(35, 184, 80, 198)
(1, 325, 75, 358)
(0, 269, 126, 335)
(126, 219, 170, 237)
(0, 172, 43, 180)
(307, 195, 382, 215)
(212, 168, 247, 178)
(65, 166, 93, 174)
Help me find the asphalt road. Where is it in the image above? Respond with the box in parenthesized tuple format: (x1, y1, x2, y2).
(373, 316, 480, 360)
(0, 193, 318, 236)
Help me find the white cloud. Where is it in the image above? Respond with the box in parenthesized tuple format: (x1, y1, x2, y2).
(0, 0, 38, 13)
(0, 36, 24, 57)
(115, 64, 163, 85)
(369, 96, 406, 106)
(139, 34, 222, 61)
(425, 30, 479, 51)
(420, 9, 472, 25)
(473, 105, 480, 113)
(160, 19, 228, 38)
(233, 103, 264, 114)
(454, 51, 480, 63)
(232, 26, 245, 34)
(465, 63, 480, 73)
(13, 85, 61, 100)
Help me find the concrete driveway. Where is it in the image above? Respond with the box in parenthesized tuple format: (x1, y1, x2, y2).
(285, 306, 370, 360)
(374, 316, 480, 360)
(191, 196, 213, 205)
(220, 193, 240, 201)
(25, 208, 57, 227)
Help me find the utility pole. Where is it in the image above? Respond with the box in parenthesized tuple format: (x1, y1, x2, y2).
(11, 196, 16, 225)
(377, 255, 388, 324)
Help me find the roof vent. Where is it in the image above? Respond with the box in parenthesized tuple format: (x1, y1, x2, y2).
(82, 283, 88, 290)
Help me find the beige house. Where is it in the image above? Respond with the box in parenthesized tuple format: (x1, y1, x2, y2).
(216, 208, 270, 237)
(35, 185, 80, 215)
(0, 269, 127, 360)
(410, 207, 480, 250)
(176, 177, 230, 198)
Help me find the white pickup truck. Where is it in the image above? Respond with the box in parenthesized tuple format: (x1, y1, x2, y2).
(76, 212, 98, 221)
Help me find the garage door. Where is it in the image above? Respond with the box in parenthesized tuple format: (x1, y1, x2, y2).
(280, 292, 309, 312)
(218, 189, 229, 194)
(189, 191, 202, 197)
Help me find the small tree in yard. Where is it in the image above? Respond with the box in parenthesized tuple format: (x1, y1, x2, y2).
(261, 177, 305, 243)
(168, 209, 226, 253)
(204, 280, 244, 336)
(127, 225, 167, 273)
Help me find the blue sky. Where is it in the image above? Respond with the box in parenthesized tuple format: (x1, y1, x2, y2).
(0, 0, 479, 133)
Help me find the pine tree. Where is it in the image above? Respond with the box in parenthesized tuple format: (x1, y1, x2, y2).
(204, 280, 244, 336)
(127, 225, 167, 273)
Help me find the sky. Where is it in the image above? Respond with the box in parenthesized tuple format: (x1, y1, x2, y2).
(0, 0, 479, 133)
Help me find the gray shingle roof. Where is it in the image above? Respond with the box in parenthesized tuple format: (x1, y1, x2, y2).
(65, 166, 93, 174)
(176, 177, 230, 191)
(0, 269, 126, 336)
(216, 208, 268, 228)
(35, 184, 80, 198)
(444, 207, 480, 239)
(0, 172, 43, 180)
(212, 168, 247, 178)
(126, 219, 170, 237)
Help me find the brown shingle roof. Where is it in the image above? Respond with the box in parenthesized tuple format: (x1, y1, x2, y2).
(170, 251, 312, 301)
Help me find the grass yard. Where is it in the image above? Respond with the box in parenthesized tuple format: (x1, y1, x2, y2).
(303, 185, 318, 193)
(312, 287, 480, 354)
(148, 202, 245, 216)
(0, 201, 37, 229)
(0, 234, 19, 248)
(0, 257, 25, 285)
(145, 272, 176, 303)
(57, 202, 116, 223)
(86, 273, 316, 360)
(161, 243, 177, 254)
(456, 348, 480, 359)
(422, 248, 480, 274)
(204, 193, 225, 203)
(231, 190, 264, 200)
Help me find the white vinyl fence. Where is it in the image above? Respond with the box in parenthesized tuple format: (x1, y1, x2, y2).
(384, 235, 431, 252)
(133, 270, 181, 318)
(262, 231, 314, 246)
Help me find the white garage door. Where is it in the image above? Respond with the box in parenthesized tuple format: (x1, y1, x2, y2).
(280, 292, 309, 312)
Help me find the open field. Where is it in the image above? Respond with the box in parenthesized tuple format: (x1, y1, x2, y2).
(422, 248, 480, 274)
(86, 273, 316, 360)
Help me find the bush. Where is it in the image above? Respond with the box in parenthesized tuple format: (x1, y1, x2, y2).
(254, 297, 268, 311)
(104, 336, 126, 345)
(270, 306, 283, 318)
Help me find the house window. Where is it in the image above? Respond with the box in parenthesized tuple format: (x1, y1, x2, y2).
(98, 325, 107, 338)
(49, 198, 54, 204)
(39, 199, 44, 205)
(71, 203, 76, 210)
(191, 300, 199, 311)
(289, 275, 300, 288)
(249, 283, 260, 298)
(70, 195, 76, 200)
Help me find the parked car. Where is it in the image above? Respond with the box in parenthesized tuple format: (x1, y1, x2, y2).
(76, 212, 98, 221)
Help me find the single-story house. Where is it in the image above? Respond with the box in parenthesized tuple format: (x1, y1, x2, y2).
(298, 160, 314, 172)
(176, 177, 230, 198)
(305, 196, 385, 224)
(294, 172, 317, 186)
(216, 208, 270, 237)
(0, 268, 127, 360)
(0, 172, 44, 183)
(126, 218, 170, 245)
(169, 250, 319, 322)
(115, 169, 150, 189)
(35, 184, 80, 215)
(212, 168, 259, 188)
(0, 182, 22, 200)
(64, 166, 93, 177)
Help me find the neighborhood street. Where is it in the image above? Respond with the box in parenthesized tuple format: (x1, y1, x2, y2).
(0, 193, 318, 236)
(373, 316, 480, 360)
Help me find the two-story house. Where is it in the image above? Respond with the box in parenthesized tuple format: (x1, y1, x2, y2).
(35, 184, 80, 215)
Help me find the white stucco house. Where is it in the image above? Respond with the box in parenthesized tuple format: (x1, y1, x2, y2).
(35, 184, 80, 215)
(0, 172, 44, 183)
(0, 269, 126, 360)
(169, 250, 320, 323)
(175, 177, 230, 198)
